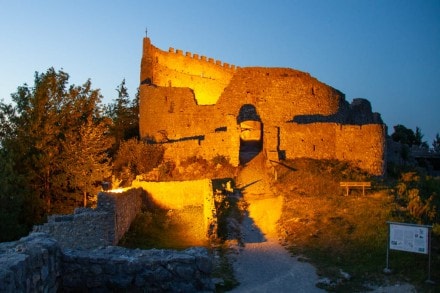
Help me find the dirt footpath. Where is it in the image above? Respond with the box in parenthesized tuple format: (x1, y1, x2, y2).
(228, 201, 324, 292)
(229, 155, 324, 292)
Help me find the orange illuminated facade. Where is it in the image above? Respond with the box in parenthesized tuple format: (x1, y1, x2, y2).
(139, 37, 386, 175)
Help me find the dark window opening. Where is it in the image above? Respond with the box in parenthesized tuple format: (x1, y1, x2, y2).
(215, 126, 227, 132)
(238, 104, 263, 165)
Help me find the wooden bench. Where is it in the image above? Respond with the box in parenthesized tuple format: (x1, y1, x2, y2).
(340, 182, 371, 196)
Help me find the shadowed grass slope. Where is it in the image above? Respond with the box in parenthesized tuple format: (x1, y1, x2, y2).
(274, 158, 439, 292)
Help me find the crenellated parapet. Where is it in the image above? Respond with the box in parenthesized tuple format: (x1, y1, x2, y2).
(168, 47, 237, 70)
(141, 37, 236, 105)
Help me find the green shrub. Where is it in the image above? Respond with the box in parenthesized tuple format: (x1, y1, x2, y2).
(113, 138, 164, 185)
(394, 171, 439, 225)
(158, 160, 176, 179)
(212, 155, 229, 166)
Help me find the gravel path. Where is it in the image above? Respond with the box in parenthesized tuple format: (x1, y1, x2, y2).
(228, 212, 324, 293)
(228, 153, 324, 292)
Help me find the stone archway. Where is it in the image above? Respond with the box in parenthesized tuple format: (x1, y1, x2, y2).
(237, 104, 263, 164)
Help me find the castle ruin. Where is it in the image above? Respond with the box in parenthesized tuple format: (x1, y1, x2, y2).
(139, 37, 386, 175)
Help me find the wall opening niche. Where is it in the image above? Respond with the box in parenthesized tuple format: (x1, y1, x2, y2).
(237, 104, 263, 164)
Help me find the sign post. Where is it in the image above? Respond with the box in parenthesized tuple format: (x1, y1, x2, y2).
(385, 222, 433, 283)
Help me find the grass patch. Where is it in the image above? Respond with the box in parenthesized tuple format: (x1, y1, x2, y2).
(211, 179, 246, 291)
(211, 243, 240, 292)
(275, 158, 440, 292)
(119, 205, 207, 250)
(119, 176, 243, 291)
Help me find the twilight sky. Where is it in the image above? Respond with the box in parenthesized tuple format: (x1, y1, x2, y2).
(1, 0, 439, 143)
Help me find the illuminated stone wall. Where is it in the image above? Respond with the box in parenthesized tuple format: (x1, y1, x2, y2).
(280, 123, 386, 174)
(141, 38, 235, 105)
(33, 188, 144, 249)
(132, 179, 217, 241)
(97, 189, 144, 244)
(139, 37, 386, 175)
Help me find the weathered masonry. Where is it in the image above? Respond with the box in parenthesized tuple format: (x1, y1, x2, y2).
(1, 187, 216, 292)
(139, 37, 386, 175)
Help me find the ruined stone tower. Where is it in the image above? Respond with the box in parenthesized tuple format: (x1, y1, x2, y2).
(139, 37, 386, 175)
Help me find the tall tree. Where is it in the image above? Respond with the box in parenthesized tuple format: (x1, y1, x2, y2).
(1, 68, 112, 220)
(9, 69, 70, 214)
(414, 127, 429, 149)
(105, 80, 139, 156)
(433, 133, 440, 153)
(59, 116, 113, 208)
(0, 147, 30, 241)
(391, 124, 417, 146)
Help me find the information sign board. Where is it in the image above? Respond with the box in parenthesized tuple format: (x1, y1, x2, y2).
(389, 222, 429, 254)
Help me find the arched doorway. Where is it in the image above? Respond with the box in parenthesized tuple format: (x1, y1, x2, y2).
(237, 104, 263, 164)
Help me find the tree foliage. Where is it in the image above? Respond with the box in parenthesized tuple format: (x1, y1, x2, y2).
(0, 148, 32, 241)
(394, 171, 440, 225)
(0, 68, 113, 238)
(414, 127, 429, 149)
(112, 138, 163, 186)
(59, 116, 113, 209)
(391, 124, 428, 148)
(433, 133, 440, 153)
(391, 124, 417, 146)
(105, 79, 139, 155)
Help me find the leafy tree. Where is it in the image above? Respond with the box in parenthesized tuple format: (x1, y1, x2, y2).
(130, 88, 140, 137)
(395, 171, 439, 225)
(59, 116, 113, 208)
(105, 79, 139, 156)
(391, 124, 428, 148)
(414, 127, 429, 149)
(1, 68, 112, 222)
(433, 133, 440, 153)
(112, 138, 163, 186)
(0, 102, 15, 146)
(7, 69, 71, 215)
(391, 124, 416, 146)
(0, 148, 32, 241)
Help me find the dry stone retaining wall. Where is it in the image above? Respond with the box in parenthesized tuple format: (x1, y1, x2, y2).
(33, 188, 144, 249)
(62, 246, 213, 292)
(0, 233, 61, 292)
(97, 188, 144, 244)
(0, 233, 214, 292)
(1, 185, 216, 292)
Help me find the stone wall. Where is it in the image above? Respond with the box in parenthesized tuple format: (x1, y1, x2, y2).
(141, 38, 235, 105)
(0, 233, 61, 292)
(0, 233, 214, 292)
(132, 179, 217, 241)
(33, 188, 144, 249)
(62, 246, 213, 292)
(279, 123, 386, 175)
(139, 37, 386, 175)
(97, 188, 144, 244)
(335, 124, 386, 175)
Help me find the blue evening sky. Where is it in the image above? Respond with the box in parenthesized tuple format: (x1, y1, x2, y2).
(1, 0, 439, 143)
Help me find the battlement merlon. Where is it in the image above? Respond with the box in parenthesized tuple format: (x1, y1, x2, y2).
(167, 47, 236, 70)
